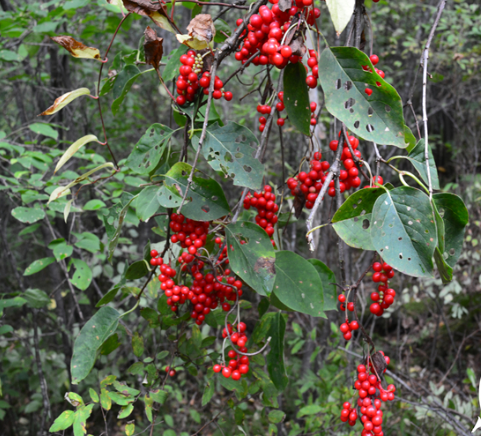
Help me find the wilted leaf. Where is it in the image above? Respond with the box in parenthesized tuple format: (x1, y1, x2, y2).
(176, 14, 215, 50)
(51, 36, 101, 60)
(143, 26, 163, 70)
(39, 88, 90, 116)
(118, 0, 175, 33)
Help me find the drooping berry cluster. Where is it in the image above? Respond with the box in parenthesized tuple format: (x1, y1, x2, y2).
(341, 353, 396, 436)
(175, 50, 232, 106)
(305, 49, 319, 91)
(286, 151, 331, 208)
(234, 2, 320, 69)
(364, 54, 386, 97)
(213, 322, 250, 381)
(169, 213, 210, 261)
(243, 185, 279, 239)
(328, 134, 363, 194)
(339, 316, 359, 341)
(369, 262, 396, 316)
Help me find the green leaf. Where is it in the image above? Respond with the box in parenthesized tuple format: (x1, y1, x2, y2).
(11, 206, 45, 224)
(24, 257, 55, 276)
(71, 258, 92, 291)
(100, 389, 112, 410)
(136, 185, 162, 221)
(325, 0, 355, 35)
(267, 312, 288, 391)
(162, 45, 188, 82)
(118, 404, 134, 419)
(225, 221, 276, 296)
(0, 325, 13, 335)
(100, 333, 120, 355)
(432, 193, 469, 269)
(150, 389, 168, 404)
(89, 388, 99, 403)
(19, 223, 42, 236)
(49, 410, 75, 432)
(283, 62, 311, 135)
(65, 392, 84, 407)
(28, 123, 58, 139)
(214, 19, 231, 42)
(126, 124, 175, 175)
(403, 139, 440, 189)
(71, 306, 120, 384)
(49, 238, 73, 261)
(55, 135, 99, 173)
(23, 288, 50, 308)
(83, 199, 106, 210)
(332, 188, 387, 250)
(272, 251, 326, 317)
(73, 232, 101, 254)
(141, 308, 160, 328)
(297, 404, 322, 418)
(125, 260, 150, 280)
(144, 394, 154, 422)
(132, 332, 144, 357)
(434, 248, 453, 285)
(73, 404, 94, 436)
(193, 122, 264, 190)
(319, 46, 415, 148)
(268, 410, 285, 424)
(306, 259, 337, 311)
(202, 381, 215, 406)
(112, 65, 143, 115)
(371, 187, 437, 278)
(158, 162, 230, 221)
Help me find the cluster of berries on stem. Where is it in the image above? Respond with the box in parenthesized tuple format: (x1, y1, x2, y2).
(364, 54, 386, 97)
(370, 262, 396, 316)
(243, 185, 279, 241)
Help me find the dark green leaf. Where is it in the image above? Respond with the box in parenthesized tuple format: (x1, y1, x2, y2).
(193, 122, 264, 190)
(136, 186, 163, 221)
(100, 333, 120, 355)
(267, 312, 288, 391)
(214, 19, 231, 43)
(268, 410, 285, 424)
(371, 187, 437, 278)
(125, 260, 150, 280)
(112, 65, 143, 115)
(272, 251, 325, 317)
(306, 259, 337, 311)
(141, 308, 160, 328)
(71, 306, 120, 384)
(319, 46, 415, 148)
(23, 288, 50, 308)
(162, 45, 188, 82)
(403, 139, 440, 189)
(202, 381, 215, 406)
(225, 221, 276, 296)
(283, 62, 311, 135)
(24, 257, 55, 276)
(150, 389, 168, 404)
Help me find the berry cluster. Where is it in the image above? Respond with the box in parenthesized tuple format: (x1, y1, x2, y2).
(175, 50, 232, 106)
(340, 354, 395, 436)
(234, 2, 320, 69)
(369, 262, 396, 316)
(169, 213, 209, 261)
(328, 134, 363, 194)
(339, 316, 359, 341)
(165, 366, 176, 377)
(243, 185, 279, 239)
(213, 322, 250, 381)
(286, 151, 331, 208)
(305, 49, 319, 91)
(364, 54, 386, 97)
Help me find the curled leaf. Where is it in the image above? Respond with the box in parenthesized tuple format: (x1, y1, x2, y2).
(177, 14, 215, 50)
(48, 187, 71, 204)
(39, 88, 90, 116)
(117, 0, 175, 33)
(143, 26, 163, 70)
(51, 36, 101, 60)
(55, 134, 99, 173)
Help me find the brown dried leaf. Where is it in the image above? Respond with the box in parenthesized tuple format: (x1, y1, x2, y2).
(278, 0, 291, 12)
(293, 185, 306, 218)
(371, 351, 388, 377)
(143, 26, 163, 70)
(288, 35, 306, 57)
(186, 14, 215, 43)
(39, 88, 90, 116)
(115, 0, 175, 33)
(51, 36, 101, 60)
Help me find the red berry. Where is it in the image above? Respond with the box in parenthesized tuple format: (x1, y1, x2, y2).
(224, 91, 233, 101)
(370, 54, 379, 65)
(222, 367, 232, 378)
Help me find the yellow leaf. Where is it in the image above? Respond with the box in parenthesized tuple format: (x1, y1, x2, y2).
(51, 36, 102, 60)
(55, 134, 99, 174)
(48, 187, 71, 204)
(176, 33, 209, 50)
(39, 88, 90, 116)
(325, 0, 355, 36)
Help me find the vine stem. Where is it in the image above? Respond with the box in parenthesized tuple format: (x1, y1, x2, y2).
(421, 0, 446, 200)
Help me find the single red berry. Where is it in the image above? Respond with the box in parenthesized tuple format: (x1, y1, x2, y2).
(370, 54, 379, 65)
(222, 367, 232, 378)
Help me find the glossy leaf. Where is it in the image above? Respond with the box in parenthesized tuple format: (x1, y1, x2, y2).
(125, 260, 150, 280)
(225, 221, 276, 297)
(267, 312, 288, 391)
(332, 188, 390, 250)
(24, 257, 55, 276)
(55, 134, 99, 173)
(39, 88, 90, 116)
(326, 0, 355, 35)
(71, 258, 92, 291)
(193, 122, 264, 190)
(51, 36, 101, 60)
(158, 162, 230, 221)
(371, 187, 437, 278)
(125, 124, 174, 175)
(319, 46, 415, 148)
(272, 251, 325, 317)
(283, 62, 311, 135)
(306, 259, 338, 312)
(11, 206, 45, 224)
(71, 306, 120, 384)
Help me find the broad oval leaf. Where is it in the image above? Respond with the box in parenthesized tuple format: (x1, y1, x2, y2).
(51, 36, 101, 60)
(225, 221, 276, 297)
(306, 259, 338, 312)
(11, 206, 45, 223)
(284, 62, 311, 136)
(332, 188, 386, 250)
(135, 185, 162, 221)
(112, 65, 143, 115)
(28, 123, 59, 139)
(326, 0, 355, 35)
(272, 251, 325, 317)
(371, 186, 437, 278)
(39, 88, 90, 116)
(71, 306, 120, 384)
(319, 46, 415, 148)
(24, 257, 56, 276)
(158, 162, 230, 221)
(49, 410, 75, 432)
(71, 258, 92, 291)
(125, 260, 150, 280)
(403, 138, 440, 190)
(55, 134, 99, 173)
(193, 122, 265, 190)
(23, 288, 51, 309)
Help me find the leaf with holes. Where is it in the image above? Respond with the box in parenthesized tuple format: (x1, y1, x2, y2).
(71, 258, 92, 291)
(283, 62, 311, 136)
(225, 221, 276, 297)
(272, 251, 325, 317)
(395, 139, 439, 189)
(307, 259, 338, 311)
(371, 187, 437, 278)
(126, 124, 175, 175)
(319, 46, 415, 148)
(332, 188, 386, 250)
(71, 306, 120, 384)
(432, 193, 468, 269)
(158, 162, 230, 221)
(192, 122, 264, 191)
